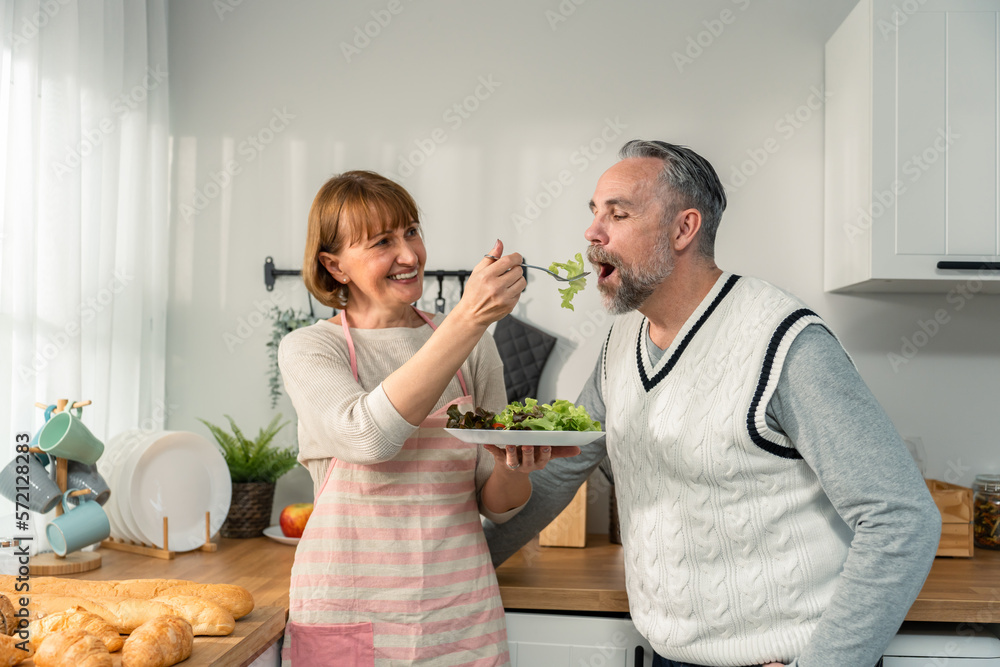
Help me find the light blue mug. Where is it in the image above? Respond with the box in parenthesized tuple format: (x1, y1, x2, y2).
(37, 402, 104, 465)
(45, 488, 111, 557)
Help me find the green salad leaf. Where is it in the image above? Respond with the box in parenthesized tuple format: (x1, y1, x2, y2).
(548, 253, 587, 311)
(492, 398, 601, 432)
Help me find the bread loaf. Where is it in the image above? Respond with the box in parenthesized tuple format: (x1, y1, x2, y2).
(28, 608, 124, 652)
(25, 594, 233, 636)
(121, 616, 193, 667)
(0, 576, 192, 600)
(0, 595, 17, 636)
(25, 596, 122, 631)
(161, 583, 254, 619)
(33, 630, 110, 667)
(0, 634, 31, 666)
(151, 595, 235, 636)
(0, 577, 254, 620)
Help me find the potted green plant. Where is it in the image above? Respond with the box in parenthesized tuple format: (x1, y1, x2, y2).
(267, 306, 318, 408)
(199, 414, 299, 538)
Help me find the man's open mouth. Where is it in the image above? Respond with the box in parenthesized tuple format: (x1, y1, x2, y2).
(597, 263, 616, 280)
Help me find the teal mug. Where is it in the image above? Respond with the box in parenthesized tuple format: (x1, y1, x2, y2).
(45, 488, 111, 556)
(37, 402, 104, 465)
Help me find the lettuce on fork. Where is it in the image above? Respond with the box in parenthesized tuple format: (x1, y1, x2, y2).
(548, 253, 587, 310)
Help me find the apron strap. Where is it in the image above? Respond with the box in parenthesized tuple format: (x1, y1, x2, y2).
(339, 307, 469, 396)
(410, 308, 469, 396)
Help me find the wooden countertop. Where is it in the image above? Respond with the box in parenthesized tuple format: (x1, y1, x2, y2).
(32, 533, 1000, 665)
(27, 538, 299, 667)
(494, 534, 1000, 623)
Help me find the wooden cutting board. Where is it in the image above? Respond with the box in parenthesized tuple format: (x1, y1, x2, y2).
(18, 605, 286, 667)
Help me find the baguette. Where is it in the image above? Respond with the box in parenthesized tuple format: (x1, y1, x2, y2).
(25, 596, 123, 631)
(28, 608, 124, 652)
(0, 635, 31, 666)
(121, 616, 193, 667)
(160, 583, 254, 619)
(0, 577, 192, 600)
(33, 630, 110, 667)
(25, 594, 233, 636)
(151, 595, 235, 636)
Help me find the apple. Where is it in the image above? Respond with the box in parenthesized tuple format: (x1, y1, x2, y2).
(279, 503, 314, 538)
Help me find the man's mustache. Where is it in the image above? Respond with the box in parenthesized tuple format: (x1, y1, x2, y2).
(587, 246, 621, 269)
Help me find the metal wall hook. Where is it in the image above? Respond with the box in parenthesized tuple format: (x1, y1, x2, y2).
(435, 275, 446, 313)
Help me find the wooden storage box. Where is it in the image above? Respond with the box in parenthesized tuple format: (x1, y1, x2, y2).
(926, 479, 973, 558)
(539, 481, 587, 548)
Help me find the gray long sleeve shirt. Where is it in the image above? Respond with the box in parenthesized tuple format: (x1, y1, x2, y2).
(484, 324, 941, 667)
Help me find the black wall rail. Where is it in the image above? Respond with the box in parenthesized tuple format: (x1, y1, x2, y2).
(264, 257, 516, 298)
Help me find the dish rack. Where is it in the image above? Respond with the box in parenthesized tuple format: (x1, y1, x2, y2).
(101, 513, 219, 560)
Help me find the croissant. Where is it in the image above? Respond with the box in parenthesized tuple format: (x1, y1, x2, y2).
(33, 630, 111, 667)
(28, 608, 123, 652)
(121, 616, 193, 667)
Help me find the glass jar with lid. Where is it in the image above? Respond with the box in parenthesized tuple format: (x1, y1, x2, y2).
(973, 474, 1000, 550)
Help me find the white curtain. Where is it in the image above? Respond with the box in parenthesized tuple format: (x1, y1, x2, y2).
(0, 0, 169, 531)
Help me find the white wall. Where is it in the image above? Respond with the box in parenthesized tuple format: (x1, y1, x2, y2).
(165, 0, 1000, 531)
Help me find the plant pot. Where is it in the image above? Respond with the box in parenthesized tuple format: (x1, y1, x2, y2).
(221, 482, 275, 538)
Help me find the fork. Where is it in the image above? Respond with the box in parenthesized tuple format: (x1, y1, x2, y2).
(484, 255, 590, 282)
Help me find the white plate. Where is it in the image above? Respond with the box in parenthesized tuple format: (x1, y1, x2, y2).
(444, 428, 604, 447)
(264, 525, 299, 546)
(99, 430, 151, 544)
(123, 431, 232, 551)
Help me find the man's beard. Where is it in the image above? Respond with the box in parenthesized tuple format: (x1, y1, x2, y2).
(587, 232, 674, 315)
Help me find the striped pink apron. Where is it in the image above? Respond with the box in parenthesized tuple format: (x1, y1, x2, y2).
(282, 308, 510, 667)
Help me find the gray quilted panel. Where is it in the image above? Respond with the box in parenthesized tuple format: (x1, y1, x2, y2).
(493, 315, 557, 404)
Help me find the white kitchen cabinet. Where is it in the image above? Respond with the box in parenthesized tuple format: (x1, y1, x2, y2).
(505, 612, 653, 667)
(825, 0, 1000, 292)
(883, 622, 1000, 665)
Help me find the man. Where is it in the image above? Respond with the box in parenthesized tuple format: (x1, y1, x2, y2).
(484, 140, 941, 667)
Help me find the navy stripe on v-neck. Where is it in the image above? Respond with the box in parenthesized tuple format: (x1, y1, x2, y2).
(635, 274, 741, 393)
(745, 308, 818, 460)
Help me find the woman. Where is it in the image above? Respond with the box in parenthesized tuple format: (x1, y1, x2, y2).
(279, 171, 577, 666)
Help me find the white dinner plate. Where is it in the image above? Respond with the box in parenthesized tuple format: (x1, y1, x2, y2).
(264, 525, 299, 546)
(123, 431, 232, 551)
(444, 428, 604, 447)
(99, 430, 150, 544)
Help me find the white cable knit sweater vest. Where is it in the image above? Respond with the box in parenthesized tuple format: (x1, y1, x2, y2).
(603, 273, 851, 666)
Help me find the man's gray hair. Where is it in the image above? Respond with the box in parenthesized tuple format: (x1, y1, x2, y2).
(618, 140, 727, 258)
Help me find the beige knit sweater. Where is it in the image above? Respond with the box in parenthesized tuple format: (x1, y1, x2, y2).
(278, 313, 522, 522)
